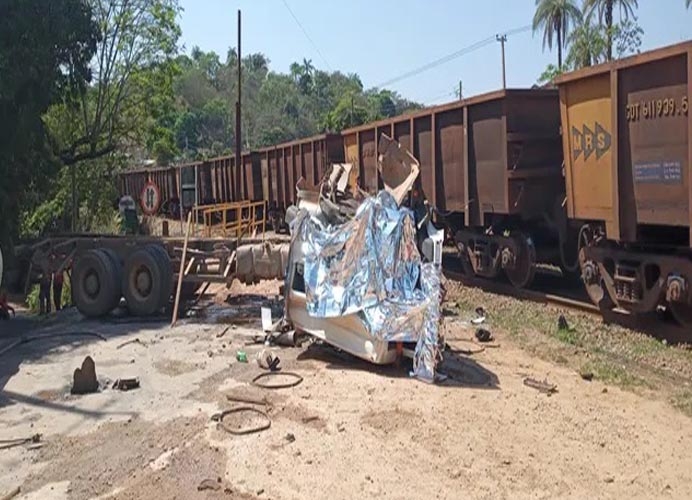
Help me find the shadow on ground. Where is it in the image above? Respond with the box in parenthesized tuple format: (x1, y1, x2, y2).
(0, 306, 169, 411)
(297, 341, 500, 389)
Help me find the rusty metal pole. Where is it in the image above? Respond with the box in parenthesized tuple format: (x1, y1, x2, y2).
(496, 34, 507, 90)
(235, 10, 242, 201)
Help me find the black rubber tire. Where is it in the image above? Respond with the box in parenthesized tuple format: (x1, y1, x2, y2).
(122, 248, 165, 316)
(98, 248, 123, 311)
(146, 245, 173, 309)
(72, 249, 120, 318)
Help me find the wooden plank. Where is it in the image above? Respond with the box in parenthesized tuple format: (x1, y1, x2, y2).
(171, 211, 192, 327)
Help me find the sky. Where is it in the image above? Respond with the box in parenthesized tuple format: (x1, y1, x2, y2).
(178, 0, 692, 105)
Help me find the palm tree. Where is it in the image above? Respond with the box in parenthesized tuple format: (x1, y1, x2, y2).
(584, 0, 638, 60)
(567, 17, 607, 69)
(533, 0, 583, 68)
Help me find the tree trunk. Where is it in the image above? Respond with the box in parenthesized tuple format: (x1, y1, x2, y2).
(557, 28, 563, 68)
(606, 0, 614, 60)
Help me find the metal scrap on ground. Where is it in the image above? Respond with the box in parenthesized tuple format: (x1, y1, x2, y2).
(523, 377, 558, 395)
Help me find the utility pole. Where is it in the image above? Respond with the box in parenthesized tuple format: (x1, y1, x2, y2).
(458, 80, 463, 100)
(235, 9, 242, 200)
(496, 34, 507, 90)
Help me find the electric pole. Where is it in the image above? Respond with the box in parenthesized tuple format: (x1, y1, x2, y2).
(235, 10, 242, 200)
(496, 34, 507, 90)
(458, 80, 463, 100)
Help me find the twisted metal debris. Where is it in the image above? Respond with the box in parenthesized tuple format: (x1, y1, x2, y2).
(289, 189, 443, 382)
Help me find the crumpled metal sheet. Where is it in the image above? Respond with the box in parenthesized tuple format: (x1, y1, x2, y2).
(290, 190, 441, 381)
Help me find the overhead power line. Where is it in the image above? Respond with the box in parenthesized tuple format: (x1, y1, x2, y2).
(375, 24, 531, 88)
(281, 0, 332, 70)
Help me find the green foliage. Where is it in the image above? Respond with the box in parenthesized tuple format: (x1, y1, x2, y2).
(611, 17, 643, 58)
(538, 64, 564, 84)
(566, 16, 608, 69)
(7, 0, 425, 243)
(533, 0, 583, 67)
(0, 0, 97, 247)
(22, 154, 121, 237)
(536, 1, 645, 81)
(583, 0, 638, 59)
(168, 49, 422, 159)
(19, 0, 182, 236)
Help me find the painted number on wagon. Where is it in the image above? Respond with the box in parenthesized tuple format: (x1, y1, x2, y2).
(626, 96, 688, 122)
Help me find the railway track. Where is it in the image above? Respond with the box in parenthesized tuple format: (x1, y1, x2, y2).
(441, 257, 692, 345)
(442, 267, 600, 316)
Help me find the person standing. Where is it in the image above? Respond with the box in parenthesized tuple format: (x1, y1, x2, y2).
(39, 273, 51, 315)
(0, 289, 14, 320)
(53, 271, 64, 311)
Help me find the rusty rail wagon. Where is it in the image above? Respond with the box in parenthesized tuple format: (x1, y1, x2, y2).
(556, 41, 692, 326)
(340, 89, 564, 288)
(118, 133, 343, 231)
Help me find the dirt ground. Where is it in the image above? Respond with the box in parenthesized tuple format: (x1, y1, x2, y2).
(2, 279, 692, 500)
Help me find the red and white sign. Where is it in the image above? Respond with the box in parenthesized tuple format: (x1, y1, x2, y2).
(140, 181, 161, 216)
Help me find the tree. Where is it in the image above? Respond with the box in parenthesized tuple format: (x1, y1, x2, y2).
(584, 0, 638, 60)
(44, 0, 181, 230)
(566, 16, 608, 69)
(0, 0, 97, 247)
(612, 17, 643, 58)
(533, 0, 583, 68)
(537, 64, 564, 84)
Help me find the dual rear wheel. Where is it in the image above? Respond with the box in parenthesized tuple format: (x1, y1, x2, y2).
(72, 245, 173, 318)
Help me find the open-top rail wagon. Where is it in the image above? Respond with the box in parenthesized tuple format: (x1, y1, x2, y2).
(556, 41, 692, 327)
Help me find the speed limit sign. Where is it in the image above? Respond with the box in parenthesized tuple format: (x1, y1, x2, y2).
(140, 181, 161, 216)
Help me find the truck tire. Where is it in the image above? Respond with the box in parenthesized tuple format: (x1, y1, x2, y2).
(72, 249, 120, 318)
(122, 248, 165, 316)
(146, 244, 173, 309)
(97, 248, 123, 311)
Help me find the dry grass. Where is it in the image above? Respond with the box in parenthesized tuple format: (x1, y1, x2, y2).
(445, 279, 692, 415)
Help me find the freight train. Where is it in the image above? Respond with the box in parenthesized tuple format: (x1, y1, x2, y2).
(119, 40, 692, 329)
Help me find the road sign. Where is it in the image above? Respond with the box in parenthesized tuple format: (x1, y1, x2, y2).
(140, 181, 161, 216)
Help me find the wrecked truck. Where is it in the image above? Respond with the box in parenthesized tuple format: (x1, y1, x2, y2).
(233, 135, 445, 380)
(277, 134, 445, 381)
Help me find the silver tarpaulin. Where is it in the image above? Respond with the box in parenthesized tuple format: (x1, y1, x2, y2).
(290, 190, 442, 381)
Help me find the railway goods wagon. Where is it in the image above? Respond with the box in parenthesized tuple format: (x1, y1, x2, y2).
(342, 89, 564, 288)
(119, 165, 179, 208)
(556, 41, 692, 327)
(197, 152, 263, 204)
(257, 133, 344, 211)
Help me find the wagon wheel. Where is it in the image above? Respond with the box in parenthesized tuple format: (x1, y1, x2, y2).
(578, 226, 614, 310)
(504, 233, 536, 289)
(668, 301, 692, 329)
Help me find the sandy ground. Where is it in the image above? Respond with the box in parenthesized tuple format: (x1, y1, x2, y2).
(1, 285, 692, 500)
